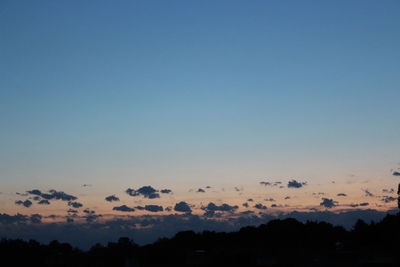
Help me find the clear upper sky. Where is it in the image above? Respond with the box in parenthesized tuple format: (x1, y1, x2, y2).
(0, 1, 399, 216)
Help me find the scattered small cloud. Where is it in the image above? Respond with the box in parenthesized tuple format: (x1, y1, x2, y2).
(38, 200, 50, 205)
(381, 196, 396, 203)
(68, 201, 83, 208)
(202, 202, 238, 213)
(15, 200, 32, 208)
(105, 195, 120, 202)
(196, 188, 205, 193)
(320, 198, 338, 208)
(126, 186, 160, 199)
(363, 189, 374, 197)
(160, 189, 172, 194)
(288, 180, 307, 188)
(113, 205, 135, 212)
(337, 193, 347, 197)
(254, 203, 267, 210)
(83, 209, 95, 214)
(174, 201, 192, 213)
(382, 188, 394, 194)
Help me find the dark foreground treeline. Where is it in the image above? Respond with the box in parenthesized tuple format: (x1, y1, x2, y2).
(1, 213, 399, 267)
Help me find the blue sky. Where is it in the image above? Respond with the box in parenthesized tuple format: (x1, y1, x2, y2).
(0, 1, 399, 218)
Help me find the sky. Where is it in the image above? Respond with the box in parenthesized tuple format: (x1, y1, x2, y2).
(0, 0, 399, 246)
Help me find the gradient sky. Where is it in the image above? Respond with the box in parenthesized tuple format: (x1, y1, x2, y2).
(1, 1, 399, 219)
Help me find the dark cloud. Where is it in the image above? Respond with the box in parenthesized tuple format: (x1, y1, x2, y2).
(160, 189, 172, 194)
(0, 213, 29, 224)
(27, 189, 42, 196)
(26, 189, 77, 202)
(260, 181, 282, 187)
(254, 203, 267, 210)
(202, 202, 238, 213)
(363, 189, 374, 197)
(67, 209, 78, 214)
(174, 201, 192, 213)
(247, 198, 253, 202)
(82, 184, 92, 187)
(83, 209, 95, 214)
(105, 195, 120, 202)
(15, 200, 32, 208)
(68, 202, 83, 208)
(38, 199, 50, 205)
(242, 203, 249, 208)
(85, 214, 101, 223)
(264, 198, 275, 202)
(196, 188, 205, 193)
(126, 186, 160, 199)
(349, 203, 369, 207)
(320, 198, 338, 208)
(382, 188, 394, 194)
(30, 214, 42, 224)
(337, 193, 347, 197)
(287, 180, 307, 188)
(66, 217, 74, 223)
(392, 171, 400, 176)
(113, 205, 135, 212)
(143, 205, 163, 213)
(284, 196, 291, 200)
(381, 196, 396, 203)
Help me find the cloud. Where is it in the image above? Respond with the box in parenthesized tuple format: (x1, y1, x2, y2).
(85, 214, 101, 223)
(382, 188, 394, 194)
(337, 193, 347, 197)
(26, 189, 77, 202)
(160, 189, 172, 194)
(15, 200, 32, 208)
(83, 209, 95, 214)
(126, 186, 160, 199)
(113, 205, 135, 212)
(0, 213, 29, 224)
(30, 214, 42, 224)
(174, 201, 192, 213)
(38, 200, 50, 205)
(320, 198, 338, 208)
(284, 196, 291, 200)
(392, 171, 400, 176)
(242, 203, 249, 208)
(82, 184, 92, 187)
(105, 195, 120, 202)
(381, 196, 396, 203)
(260, 181, 282, 187)
(202, 202, 238, 213)
(254, 203, 267, 210)
(349, 203, 369, 207)
(67, 209, 78, 214)
(196, 188, 205, 193)
(363, 189, 374, 197)
(68, 202, 83, 208)
(143, 205, 163, 212)
(264, 198, 275, 202)
(287, 180, 307, 188)
(247, 198, 254, 202)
